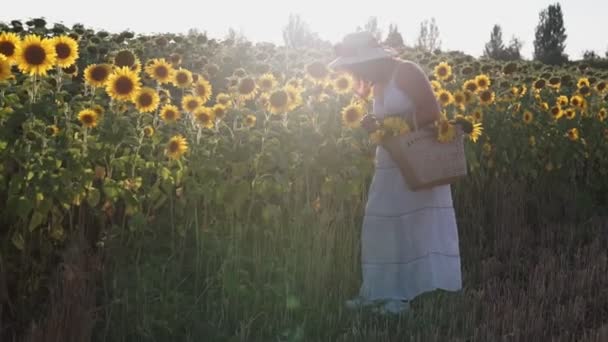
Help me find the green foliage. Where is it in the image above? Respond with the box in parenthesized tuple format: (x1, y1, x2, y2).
(534, 3, 568, 65)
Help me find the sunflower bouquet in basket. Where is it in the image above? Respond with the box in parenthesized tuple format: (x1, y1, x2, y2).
(368, 115, 411, 145)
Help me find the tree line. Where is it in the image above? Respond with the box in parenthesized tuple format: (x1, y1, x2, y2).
(277, 3, 606, 66)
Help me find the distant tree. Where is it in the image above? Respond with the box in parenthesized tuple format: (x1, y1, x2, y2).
(364, 17, 382, 42)
(507, 37, 523, 60)
(282, 14, 324, 49)
(583, 50, 600, 61)
(533, 3, 568, 65)
(416, 18, 441, 52)
(484, 25, 505, 59)
(384, 24, 405, 49)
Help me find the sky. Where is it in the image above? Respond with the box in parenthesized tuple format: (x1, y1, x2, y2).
(3, 0, 607, 60)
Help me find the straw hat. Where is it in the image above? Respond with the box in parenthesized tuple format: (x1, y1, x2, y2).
(328, 31, 398, 69)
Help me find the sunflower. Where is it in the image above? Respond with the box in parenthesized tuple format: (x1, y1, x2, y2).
(267, 88, 290, 114)
(193, 107, 215, 128)
(333, 74, 353, 94)
(533, 79, 546, 91)
(453, 91, 466, 108)
(523, 110, 533, 124)
(341, 103, 364, 128)
(0, 55, 12, 81)
(50, 35, 78, 68)
(557, 95, 569, 107)
(216, 93, 232, 107)
(143, 126, 155, 137)
(83, 64, 111, 87)
(566, 128, 579, 141)
(598, 108, 607, 122)
(133, 87, 160, 113)
(577, 77, 590, 89)
(548, 76, 561, 89)
(193, 78, 212, 104)
(369, 129, 386, 145)
(78, 109, 99, 128)
(173, 68, 193, 88)
(145, 58, 174, 84)
(578, 85, 591, 97)
(463, 79, 478, 93)
(595, 81, 607, 93)
(212, 104, 227, 121)
(113, 49, 138, 70)
(285, 85, 303, 111)
(166, 135, 188, 159)
(474, 74, 490, 91)
(437, 118, 456, 143)
(471, 109, 483, 123)
(564, 108, 576, 120)
(306, 61, 329, 81)
(430, 80, 442, 92)
(258, 73, 276, 93)
(550, 106, 563, 120)
(15, 35, 56, 76)
(46, 124, 60, 137)
(434, 62, 452, 81)
(383, 116, 410, 136)
(160, 104, 181, 123)
(236, 77, 257, 101)
(0, 32, 21, 63)
(181, 95, 202, 113)
(105, 67, 141, 101)
(436, 89, 454, 107)
(478, 90, 495, 105)
(244, 114, 257, 128)
(570, 95, 584, 108)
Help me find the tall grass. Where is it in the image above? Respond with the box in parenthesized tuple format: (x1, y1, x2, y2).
(92, 174, 608, 341)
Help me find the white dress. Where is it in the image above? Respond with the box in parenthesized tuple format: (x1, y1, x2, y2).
(358, 75, 463, 303)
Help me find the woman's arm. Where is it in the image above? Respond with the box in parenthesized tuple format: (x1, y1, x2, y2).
(394, 61, 441, 128)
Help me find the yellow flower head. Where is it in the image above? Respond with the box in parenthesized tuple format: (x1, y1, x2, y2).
(236, 77, 257, 101)
(216, 93, 232, 107)
(436, 89, 454, 107)
(577, 77, 590, 89)
(105, 67, 141, 102)
(474, 74, 491, 91)
(166, 135, 188, 159)
(143, 126, 154, 137)
(173, 68, 193, 88)
(430, 80, 442, 92)
(333, 74, 353, 94)
(285, 85, 303, 111)
(84, 63, 111, 88)
(181, 95, 203, 113)
(145, 58, 174, 84)
(15, 34, 57, 76)
(566, 128, 579, 141)
(434, 62, 452, 81)
(133, 87, 160, 113)
(564, 108, 576, 120)
(383, 116, 410, 136)
(570, 95, 585, 109)
(267, 88, 290, 114)
(160, 104, 181, 123)
(258, 73, 277, 93)
(193, 78, 213, 104)
(78, 109, 99, 128)
(369, 129, 386, 145)
(341, 103, 364, 128)
(244, 114, 257, 128)
(193, 107, 215, 128)
(478, 90, 495, 105)
(212, 104, 227, 121)
(0, 55, 12, 81)
(437, 118, 456, 143)
(598, 108, 607, 122)
(51, 35, 79, 68)
(550, 106, 563, 120)
(463, 79, 478, 93)
(0, 32, 21, 63)
(557, 95, 569, 107)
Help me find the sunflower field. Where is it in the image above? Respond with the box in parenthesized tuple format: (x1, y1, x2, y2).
(1, 18, 608, 342)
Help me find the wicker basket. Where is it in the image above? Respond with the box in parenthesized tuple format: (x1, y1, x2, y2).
(382, 124, 467, 191)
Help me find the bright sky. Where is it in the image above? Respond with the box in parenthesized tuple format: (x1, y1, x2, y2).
(4, 0, 606, 60)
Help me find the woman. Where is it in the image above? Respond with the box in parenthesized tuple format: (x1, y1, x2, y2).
(328, 32, 462, 315)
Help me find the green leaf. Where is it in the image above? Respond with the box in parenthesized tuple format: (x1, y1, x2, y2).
(102, 179, 121, 200)
(87, 188, 101, 207)
(28, 211, 45, 232)
(11, 232, 24, 251)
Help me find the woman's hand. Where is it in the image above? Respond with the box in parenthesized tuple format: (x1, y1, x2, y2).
(360, 114, 379, 133)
